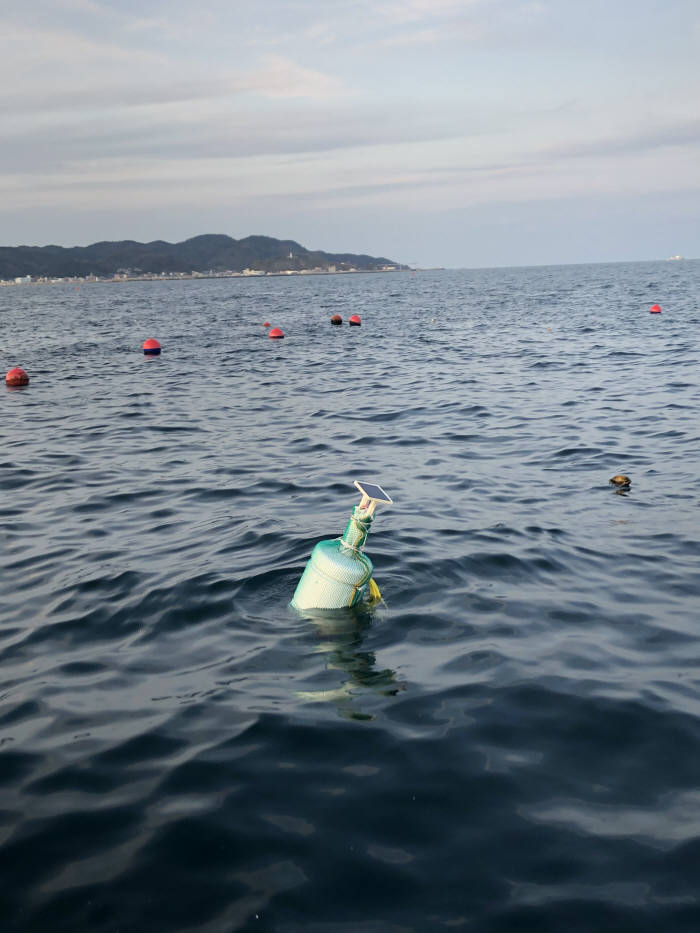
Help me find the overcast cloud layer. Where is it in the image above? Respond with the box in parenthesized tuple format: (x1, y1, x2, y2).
(2, 0, 699, 266)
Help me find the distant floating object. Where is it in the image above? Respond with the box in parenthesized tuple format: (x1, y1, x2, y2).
(268, 327, 284, 339)
(348, 314, 361, 326)
(649, 304, 662, 314)
(262, 322, 271, 328)
(6, 366, 29, 387)
(610, 474, 631, 488)
(667, 255, 684, 261)
(330, 315, 342, 325)
(142, 338, 161, 355)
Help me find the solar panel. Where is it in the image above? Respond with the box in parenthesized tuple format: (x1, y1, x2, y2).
(354, 481, 393, 504)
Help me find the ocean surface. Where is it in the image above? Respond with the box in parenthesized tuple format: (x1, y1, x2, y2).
(2, 261, 700, 932)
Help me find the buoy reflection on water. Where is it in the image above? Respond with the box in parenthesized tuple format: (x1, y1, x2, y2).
(295, 604, 403, 720)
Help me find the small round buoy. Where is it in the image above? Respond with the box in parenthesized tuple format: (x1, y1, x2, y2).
(268, 327, 284, 339)
(6, 366, 29, 387)
(649, 304, 662, 314)
(263, 322, 271, 328)
(348, 314, 361, 326)
(330, 315, 342, 325)
(609, 474, 631, 488)
(142, 338, 161, 355)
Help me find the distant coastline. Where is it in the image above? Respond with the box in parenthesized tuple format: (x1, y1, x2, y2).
(0, 233, 407, 284)
(2, 267, 406, 287)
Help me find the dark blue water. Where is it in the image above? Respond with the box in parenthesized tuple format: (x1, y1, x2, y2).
(2, 262, 700, 932)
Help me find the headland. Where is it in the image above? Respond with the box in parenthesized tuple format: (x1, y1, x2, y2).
(0, 233, 406, 286)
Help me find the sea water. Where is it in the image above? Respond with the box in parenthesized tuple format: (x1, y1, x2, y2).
(2, 261, 700, 932)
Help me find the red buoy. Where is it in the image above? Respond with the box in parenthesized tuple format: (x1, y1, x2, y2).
(143, 338, 161, 355)
(649, 304, 662, 314)
(6, 366, 29, 387)
(330, 314, 342, 325)
(348, 314, 361, 326)
(263, 322, 271, 328)
(268, 327, 284, 339)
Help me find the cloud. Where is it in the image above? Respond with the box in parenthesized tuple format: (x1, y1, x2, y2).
(380, 28, 444, 47)
(379, 21, 484, 45)
(0, 27, 342, 120)
(544, 121, 700, 161)
(242, 56, 344, 100)
(378, 0, 481, 24)
(302, 22, 337, 45)
(373, 0, 540, 49)
(3, 113, 699, 220)
(61, 0, 112, 13)
(3, 23, 166, 68)
(0, 102, 469, 174)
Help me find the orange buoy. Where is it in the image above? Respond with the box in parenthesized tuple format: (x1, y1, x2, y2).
(142, 338, 161, 355)
(349, 314, 361, 326)
(263, 322, 271, 328)
(6, 366, 29, 387)
(330, 314, 342, 325)
(649, 304, 662, 314)
(268, 327, 284, 339)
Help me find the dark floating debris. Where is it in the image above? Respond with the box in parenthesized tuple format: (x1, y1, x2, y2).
(609, 474, 631, 488)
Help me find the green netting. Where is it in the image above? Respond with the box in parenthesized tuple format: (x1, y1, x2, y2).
(291, 507, 374, 610)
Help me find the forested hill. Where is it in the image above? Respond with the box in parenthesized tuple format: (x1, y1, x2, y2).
(0, 234, 404, 279)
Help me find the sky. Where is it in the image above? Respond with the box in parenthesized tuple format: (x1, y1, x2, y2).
(2, 0, 699, 267)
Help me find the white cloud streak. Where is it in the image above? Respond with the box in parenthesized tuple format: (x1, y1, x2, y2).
(378, 0, 482, 24)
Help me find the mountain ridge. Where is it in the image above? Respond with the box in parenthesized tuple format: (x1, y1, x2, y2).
(0, 234, 404, 279)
